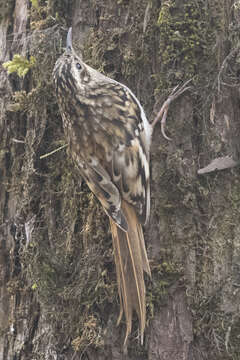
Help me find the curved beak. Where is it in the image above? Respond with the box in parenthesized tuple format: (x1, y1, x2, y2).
(66, 27, 73, 52)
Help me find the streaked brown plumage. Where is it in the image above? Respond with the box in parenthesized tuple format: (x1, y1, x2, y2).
(53, 27, 190, 347)
(53, 28, 151, 346)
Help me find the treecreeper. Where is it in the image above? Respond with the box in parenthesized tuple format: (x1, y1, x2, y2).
(53, 27, 190, 348)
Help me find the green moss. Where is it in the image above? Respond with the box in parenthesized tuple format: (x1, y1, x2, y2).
(30, 0, 40, 10)
(191, 288, 240, 358)
(72, 315, 104, 352)
(21, 154, 114, 351)
(3, 55, 36, 78)
(156, 0, 221, 90)
(147, 260, 183, 315)
(29, 0, 72, 30)
(82, 2, 152, 86)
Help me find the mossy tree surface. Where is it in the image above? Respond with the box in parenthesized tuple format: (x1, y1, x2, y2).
(0, 0, 240, 359)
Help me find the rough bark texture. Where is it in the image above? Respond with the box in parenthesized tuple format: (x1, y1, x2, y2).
(1, 0, 240, 359)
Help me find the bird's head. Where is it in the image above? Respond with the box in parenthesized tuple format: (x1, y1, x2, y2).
(53, 27, 92, 97)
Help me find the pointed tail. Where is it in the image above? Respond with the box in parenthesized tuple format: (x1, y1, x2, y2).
(109, 200, 151, 346)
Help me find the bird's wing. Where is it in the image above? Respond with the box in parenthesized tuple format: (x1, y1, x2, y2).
(77, 81, 151, 225)
(111, 136, 150, 225)
(79, 156, 128, 231)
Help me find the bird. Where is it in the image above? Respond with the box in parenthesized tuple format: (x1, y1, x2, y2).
(53, 27, 190, 347)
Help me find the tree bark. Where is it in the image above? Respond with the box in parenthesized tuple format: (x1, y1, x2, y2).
(1, 0, 240, 359)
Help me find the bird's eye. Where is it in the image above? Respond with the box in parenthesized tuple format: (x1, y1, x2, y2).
(76, 63, 82, 70)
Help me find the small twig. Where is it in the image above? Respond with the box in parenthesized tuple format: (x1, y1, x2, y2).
(12, 138, 25, 143)
(152, 78, 192, 140)
(225, 324, 232, 354)
(40, 143, 68, 159)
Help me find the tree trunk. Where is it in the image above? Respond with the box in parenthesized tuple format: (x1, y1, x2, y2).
(1, 0, 240, 359)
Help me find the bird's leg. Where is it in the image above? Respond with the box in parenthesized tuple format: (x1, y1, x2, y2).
(151, 79, 192, 140)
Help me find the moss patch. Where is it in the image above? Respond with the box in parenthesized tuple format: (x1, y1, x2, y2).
(156, 0, 222, 91)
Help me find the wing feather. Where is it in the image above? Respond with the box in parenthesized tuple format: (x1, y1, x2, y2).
(71, 80, 151, 225)
(90, 82, 151, 224)
(80, 157, 128, 231)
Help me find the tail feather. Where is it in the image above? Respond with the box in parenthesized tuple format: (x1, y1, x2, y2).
(136, 222, 151, 276)
(109, 200, 150, 346)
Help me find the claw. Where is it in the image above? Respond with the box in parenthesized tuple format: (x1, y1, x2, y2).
(152, 78, 192, 140)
